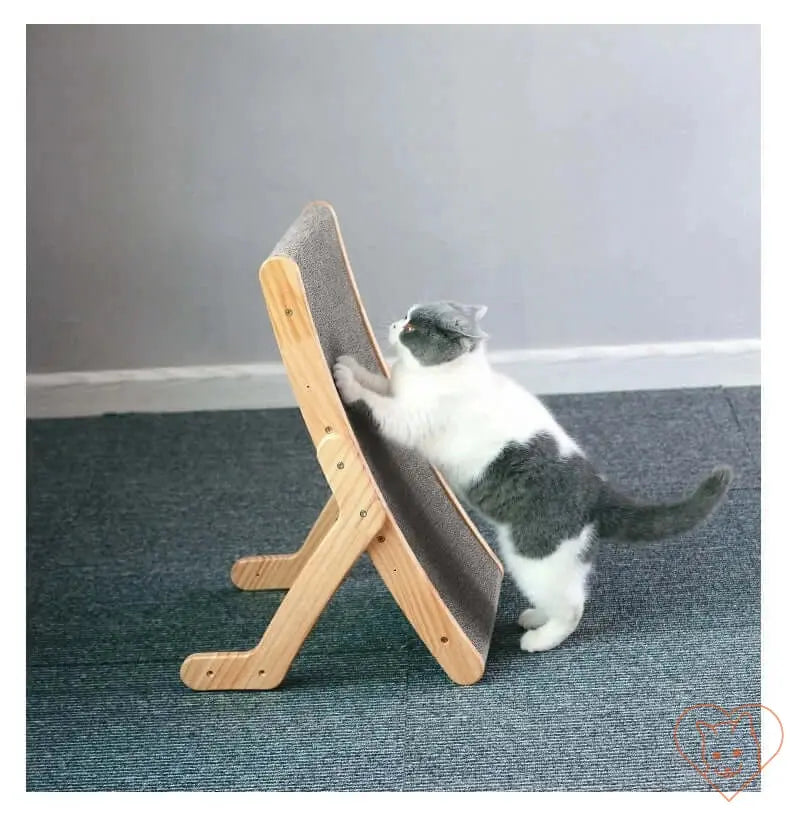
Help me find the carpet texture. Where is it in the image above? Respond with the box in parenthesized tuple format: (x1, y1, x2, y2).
(26, 386, 760, 791)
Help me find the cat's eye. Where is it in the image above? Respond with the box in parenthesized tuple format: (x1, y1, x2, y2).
(732, 749, 743, 758)
(711, 751, 722, 760)
(403, 323, 416, 333)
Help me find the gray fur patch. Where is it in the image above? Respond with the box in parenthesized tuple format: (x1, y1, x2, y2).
(466, 433, 733, 559)
(466, 434, 604, 560)
(595, 466, 733, 541)
(401, 301, 488, 367)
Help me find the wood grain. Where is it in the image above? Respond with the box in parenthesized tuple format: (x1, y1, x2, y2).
(259, 256, 349, 448)
(367, 520, 484, 684)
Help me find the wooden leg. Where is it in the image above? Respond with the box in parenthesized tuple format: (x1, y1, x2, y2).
(231, 496, 339, 590)
(181, 434, 384, 690)
(180, 507, 383, 690)
(368, 518, 486, 686)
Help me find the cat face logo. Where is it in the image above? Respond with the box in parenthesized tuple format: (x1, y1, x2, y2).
(697, 715, 759, 781)
(674, 704, 784, 801)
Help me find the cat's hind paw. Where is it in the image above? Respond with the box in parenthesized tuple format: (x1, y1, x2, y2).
(520, 622, 575, 653)
(518, 608, 548, 630)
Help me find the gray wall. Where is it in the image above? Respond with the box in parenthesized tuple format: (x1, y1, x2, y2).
(27, 25, 760, 373)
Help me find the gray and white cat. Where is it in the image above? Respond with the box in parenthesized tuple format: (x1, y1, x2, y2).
(332, 301, 733, 653)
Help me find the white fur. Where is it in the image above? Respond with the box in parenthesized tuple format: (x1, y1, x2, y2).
(332, 313, 591, 653)
(504, 522, 593, 651)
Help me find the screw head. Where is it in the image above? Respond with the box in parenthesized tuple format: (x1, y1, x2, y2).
(337, 462, 345, 470)
(376, 535, 385, 543)
(359, 509, 367, 518)
(324, 426, 332, 433)
(285, 308, 293, 316)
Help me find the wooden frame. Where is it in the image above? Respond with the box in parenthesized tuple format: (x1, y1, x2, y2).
(180, 204, 503, 691)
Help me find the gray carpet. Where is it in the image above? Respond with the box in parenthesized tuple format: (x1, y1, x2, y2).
(26, 386, 760, 791)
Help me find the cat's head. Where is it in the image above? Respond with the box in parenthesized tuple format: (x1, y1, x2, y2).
(696, 714, 761, 781)
(388, 301, 489, 367)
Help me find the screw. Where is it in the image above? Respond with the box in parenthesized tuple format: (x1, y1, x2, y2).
(376, 535, 385, 543)
(285, 308, 293, 316)
(337, 462, 345, 470)
(360, 510, 367, 518)
(325, 426, 332, 433)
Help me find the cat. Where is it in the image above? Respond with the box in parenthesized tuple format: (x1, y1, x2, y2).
(332, 301, 733, 652)
(696, 713, 761, 789)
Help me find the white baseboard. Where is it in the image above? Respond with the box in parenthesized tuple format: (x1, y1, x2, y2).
(26, 339, 760, 419)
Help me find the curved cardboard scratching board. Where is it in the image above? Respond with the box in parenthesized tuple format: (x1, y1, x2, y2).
(180, 202, 503, 690)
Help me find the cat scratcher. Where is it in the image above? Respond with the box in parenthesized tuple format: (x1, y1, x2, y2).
(180, 202, 504, 690)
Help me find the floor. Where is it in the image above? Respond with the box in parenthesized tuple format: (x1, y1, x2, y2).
(26, 386, 760, 791)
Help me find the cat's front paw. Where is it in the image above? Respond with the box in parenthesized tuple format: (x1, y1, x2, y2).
(336, 354, 363, 375)
(333, 362, 363, 404)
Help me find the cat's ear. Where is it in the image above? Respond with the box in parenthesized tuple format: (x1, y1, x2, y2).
(696, 721, 716, 739)
(458, 321, 489, 341)
(451, 302, 488, 323)
(440, 305, 489, 340)
(730, 713, 755, 735)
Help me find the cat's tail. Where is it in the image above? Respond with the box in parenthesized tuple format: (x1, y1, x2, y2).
(594, 466, 733, 542)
